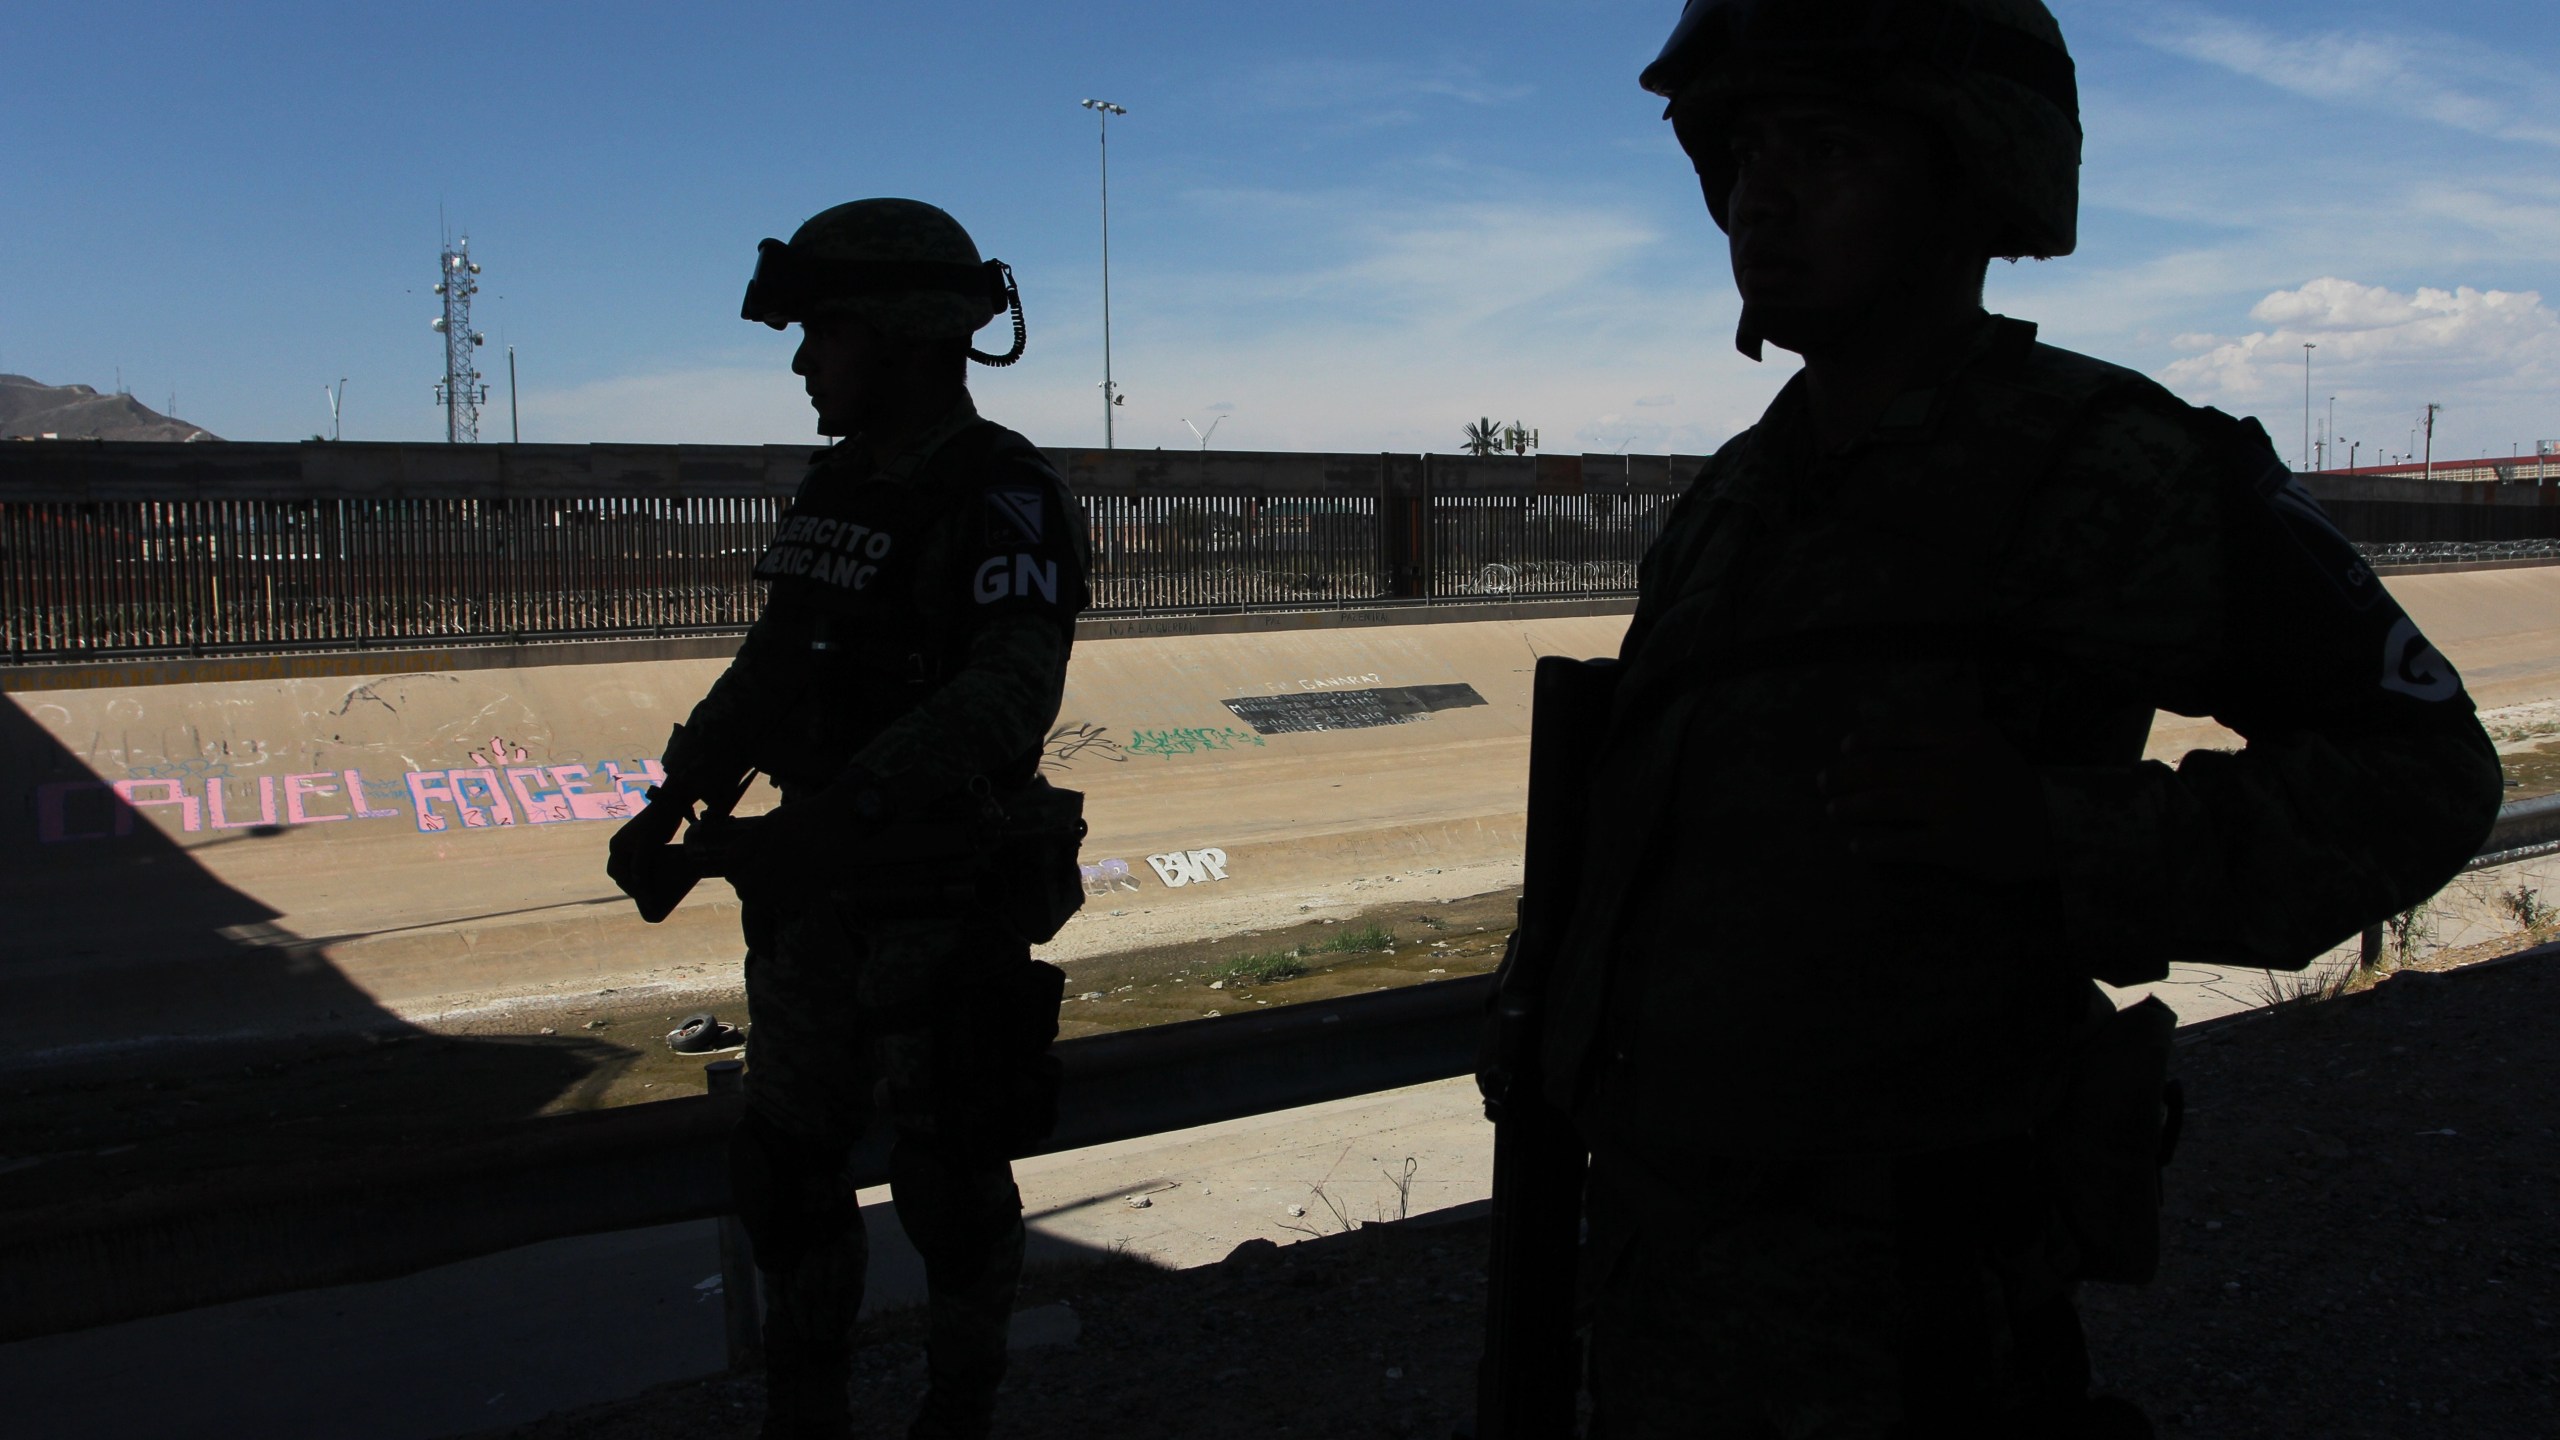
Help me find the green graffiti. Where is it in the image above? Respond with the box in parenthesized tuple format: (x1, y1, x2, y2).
(1128, 726, 1268, 758)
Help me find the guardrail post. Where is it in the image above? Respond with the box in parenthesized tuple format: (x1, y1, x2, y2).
(704, 1058, 762, 1372)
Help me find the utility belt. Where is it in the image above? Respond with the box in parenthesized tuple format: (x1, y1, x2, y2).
(702, 775, 1089, 945)
(840, 775, 1089, 944)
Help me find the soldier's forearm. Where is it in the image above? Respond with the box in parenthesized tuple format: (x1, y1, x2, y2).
(842, 614, 1070, 809)
(2042, 711, 2503, 980)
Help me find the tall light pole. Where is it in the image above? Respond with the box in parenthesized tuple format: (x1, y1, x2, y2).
(2300, 342, 2316, 471)
(2422, 402, 2442, 481)
(1081, 98, 1128, 448)
(2325, 395, 2335, 473)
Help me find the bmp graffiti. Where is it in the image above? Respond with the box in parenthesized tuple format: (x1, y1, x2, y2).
(1147, 848, 1231, 887)
(34, 759, 666, 843)
(1128, 727, 1267, 758)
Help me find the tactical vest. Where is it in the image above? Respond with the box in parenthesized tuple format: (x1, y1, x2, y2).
(1543, 323, 2182, 1159)
(746, 418, 1085, 793)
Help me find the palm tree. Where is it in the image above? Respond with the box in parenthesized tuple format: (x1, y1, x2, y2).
(1462, 417, 1502, 457)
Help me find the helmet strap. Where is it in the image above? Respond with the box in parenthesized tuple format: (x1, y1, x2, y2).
(968, 262, 1028, 367)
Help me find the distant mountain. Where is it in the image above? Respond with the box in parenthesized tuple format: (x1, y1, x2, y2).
(0, 375, 220, 441)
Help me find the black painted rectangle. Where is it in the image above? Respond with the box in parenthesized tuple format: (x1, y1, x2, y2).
(1222, 683, 1487, 735)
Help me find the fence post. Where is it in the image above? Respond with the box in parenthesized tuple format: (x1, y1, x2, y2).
(704, 1058, 762, 1372)
(1419, 453, 1437, 601)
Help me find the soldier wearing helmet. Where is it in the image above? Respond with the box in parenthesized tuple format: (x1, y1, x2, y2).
(610, 199, 1085, 1439)
(1523, 2, 2502, 1434)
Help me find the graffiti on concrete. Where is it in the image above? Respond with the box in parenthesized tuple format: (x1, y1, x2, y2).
(1128, 726, 1267, 758)
(1221, 683, 1486, 736)
(1042, 721, 1128, 769)
(408, 758, 662, 832)
(1147, 848, 1230, 887)
(33, 756, 667, 843)
(1079, 857, 1141, 895)
(1297, 672, 1383, 690)
(467, 735, 533, 768)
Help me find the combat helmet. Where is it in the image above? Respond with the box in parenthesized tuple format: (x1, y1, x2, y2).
(740, 198, 1027, 365)
(1641, 0, 2081, 259)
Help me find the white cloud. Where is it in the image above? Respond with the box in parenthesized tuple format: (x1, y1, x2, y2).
(2157, 278, 2560, 459)
(2137, 8, 2560, 149)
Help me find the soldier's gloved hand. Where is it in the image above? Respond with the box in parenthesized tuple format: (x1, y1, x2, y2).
(1818, 722, 2056, 880)
(607, 778, 698, 871)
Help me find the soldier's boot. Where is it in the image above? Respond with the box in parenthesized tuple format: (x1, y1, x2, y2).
(755, 1222, 868, 1440)
(892, 1138, 1028, 1440)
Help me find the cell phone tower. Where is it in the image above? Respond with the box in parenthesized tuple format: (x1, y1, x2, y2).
(430, 234, 489, 442)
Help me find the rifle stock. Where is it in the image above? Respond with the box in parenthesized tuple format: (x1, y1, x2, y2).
(1473, 655, 1620, 1439)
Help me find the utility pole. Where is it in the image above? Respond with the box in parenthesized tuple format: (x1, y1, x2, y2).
(2301, 342, 2316, 471)
(324, 378, 347, 441)
(1081, 98, 1128, 448)
(2325, 395, 2335, 472)
(2422, 402, 2443, 482)
(431, 233, 489, 443)
(508, 345, 520, 443)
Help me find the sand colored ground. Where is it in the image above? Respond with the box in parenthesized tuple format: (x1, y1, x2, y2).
(7, 565, 2557, 1066)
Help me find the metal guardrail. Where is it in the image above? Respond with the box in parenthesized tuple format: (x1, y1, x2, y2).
(0, 972, 1490, 1342)
(6, 796, 2556, 1344)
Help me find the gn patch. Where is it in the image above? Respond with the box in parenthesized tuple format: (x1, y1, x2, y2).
(974, 552, 1061, 605)
(987, 488, 1046, 546)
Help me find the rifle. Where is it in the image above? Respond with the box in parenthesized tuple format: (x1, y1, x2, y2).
(1473, 655, 1620, 1440)
(606, 765, 758, 924)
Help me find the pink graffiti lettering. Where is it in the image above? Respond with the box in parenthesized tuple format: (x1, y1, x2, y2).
(407, 771, 457, 833)
(445, 768, 518, 829)
(506, 766, 571, 824)
(284, 772, 348, 825)
(206, 775, 280, 831)
(110, 778, 202, 833)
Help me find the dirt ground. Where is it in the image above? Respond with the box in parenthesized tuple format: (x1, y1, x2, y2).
(466, 938, 2560, 1440)
(0, 890, 1516, 1217)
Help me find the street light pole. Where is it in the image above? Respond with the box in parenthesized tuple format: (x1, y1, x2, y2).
(1081, 98, 1128, 449)
(2301, 342, 2316, 471)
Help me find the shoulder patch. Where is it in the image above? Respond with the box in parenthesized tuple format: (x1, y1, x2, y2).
(987, 488, 1045, 545)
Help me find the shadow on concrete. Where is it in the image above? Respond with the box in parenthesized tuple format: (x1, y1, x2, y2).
(0, 693, 636, 1214)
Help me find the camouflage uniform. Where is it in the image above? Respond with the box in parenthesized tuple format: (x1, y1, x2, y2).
(1541, 315, 2502, 1435)
(671, 391, 1088, 1438)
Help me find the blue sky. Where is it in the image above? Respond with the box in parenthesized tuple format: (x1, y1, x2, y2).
(5, 0, 2553, 465)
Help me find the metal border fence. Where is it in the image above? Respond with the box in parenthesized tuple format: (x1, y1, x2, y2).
(8, 440, 2556, 663)
(1, 443, 1700, 661)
